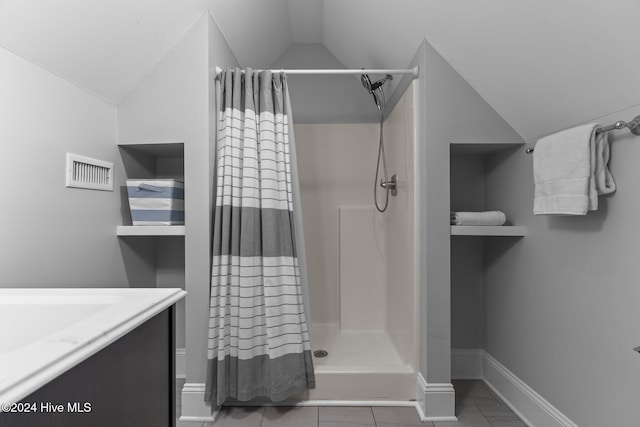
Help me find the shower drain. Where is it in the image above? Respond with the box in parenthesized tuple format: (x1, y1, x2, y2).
(313, 350, 328, 358)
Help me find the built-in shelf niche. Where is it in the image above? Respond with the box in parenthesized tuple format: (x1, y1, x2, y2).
(116, 140, 186, 350)
(118, 141, 185, 234)
(115, 141, 186, 283)
(450, 141, 526, 238)
(449, 141, 526, 354)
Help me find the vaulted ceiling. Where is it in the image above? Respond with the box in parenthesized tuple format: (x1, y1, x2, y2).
(1, 0, 639, 140)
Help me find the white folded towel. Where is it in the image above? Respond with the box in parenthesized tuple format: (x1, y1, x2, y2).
(450, 211, 506, 226)
(533, 123, 616, 215)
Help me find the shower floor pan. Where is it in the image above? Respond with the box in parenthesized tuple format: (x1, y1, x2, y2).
(302, 323, 416, 401)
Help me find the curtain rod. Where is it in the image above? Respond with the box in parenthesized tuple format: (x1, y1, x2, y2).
(214, 66, 419, 79)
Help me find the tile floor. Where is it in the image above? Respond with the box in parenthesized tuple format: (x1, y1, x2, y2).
(175, 379, 528, 427)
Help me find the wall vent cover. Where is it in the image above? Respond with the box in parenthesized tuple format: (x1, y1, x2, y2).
(65, 153, 114, 191)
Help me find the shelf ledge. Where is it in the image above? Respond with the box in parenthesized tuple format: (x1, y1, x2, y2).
(450, 225, 526, 237)
(450, 141, 524, 154)
(117, 225, 185, 237)
(117, 141, 184, 158)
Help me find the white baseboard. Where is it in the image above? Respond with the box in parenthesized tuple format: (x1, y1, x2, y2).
(451, 348, 483, 379)
(175, 348, 186, 379)
(482, 351, 578, 427)
(178, 350, 575, 426)
(179, 382, 218, 422)
(415, 373, 457, 422)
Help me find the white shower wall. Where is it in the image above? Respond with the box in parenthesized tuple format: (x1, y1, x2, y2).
(338, 205, 387, 331)
(295, 123, 382, 326)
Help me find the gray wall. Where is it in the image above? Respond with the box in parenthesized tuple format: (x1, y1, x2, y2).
(484, 106, 640, 426)
(117, 14, 210, 351)
(0, 46, 129, 288)
(117, 13, 239, 385)
(410, 38, 523, 386)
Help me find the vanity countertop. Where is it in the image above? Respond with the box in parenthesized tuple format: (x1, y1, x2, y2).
(0, 288, 186, 407)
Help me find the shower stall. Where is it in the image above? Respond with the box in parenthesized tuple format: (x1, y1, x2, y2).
(208, 64, 420, 404)
(293, 77, 419, 401)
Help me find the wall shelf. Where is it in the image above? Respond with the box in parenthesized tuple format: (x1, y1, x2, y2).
(117, 225, 185, 237)
(450, 225, 526, 237)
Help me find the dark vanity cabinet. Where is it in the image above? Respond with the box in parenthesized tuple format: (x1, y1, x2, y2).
(0, 307, 176, 427)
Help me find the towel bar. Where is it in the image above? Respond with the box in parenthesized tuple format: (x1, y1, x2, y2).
(526, 115, 640, 153)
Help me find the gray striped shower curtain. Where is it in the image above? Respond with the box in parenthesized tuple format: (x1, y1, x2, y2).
(205, 68, 315, 406)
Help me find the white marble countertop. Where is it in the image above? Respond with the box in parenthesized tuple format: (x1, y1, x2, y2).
(0, 288, 186, 407)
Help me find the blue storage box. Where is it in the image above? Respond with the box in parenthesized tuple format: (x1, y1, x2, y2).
(126, 179, 184, 225)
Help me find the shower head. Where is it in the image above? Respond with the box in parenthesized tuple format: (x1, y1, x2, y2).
(360, 73, 373, 92)
(360, 73, 393, 109)
(360, 73, 393, 93)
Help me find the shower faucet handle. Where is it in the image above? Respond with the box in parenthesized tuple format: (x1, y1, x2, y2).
(380, 174, 398, 197)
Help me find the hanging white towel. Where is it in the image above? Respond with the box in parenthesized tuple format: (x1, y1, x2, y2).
(450, 211, 506, 226)
(533, 123, 616, 215)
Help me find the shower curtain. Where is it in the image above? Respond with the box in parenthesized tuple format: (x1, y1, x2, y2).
(205, 68, 315, 406)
